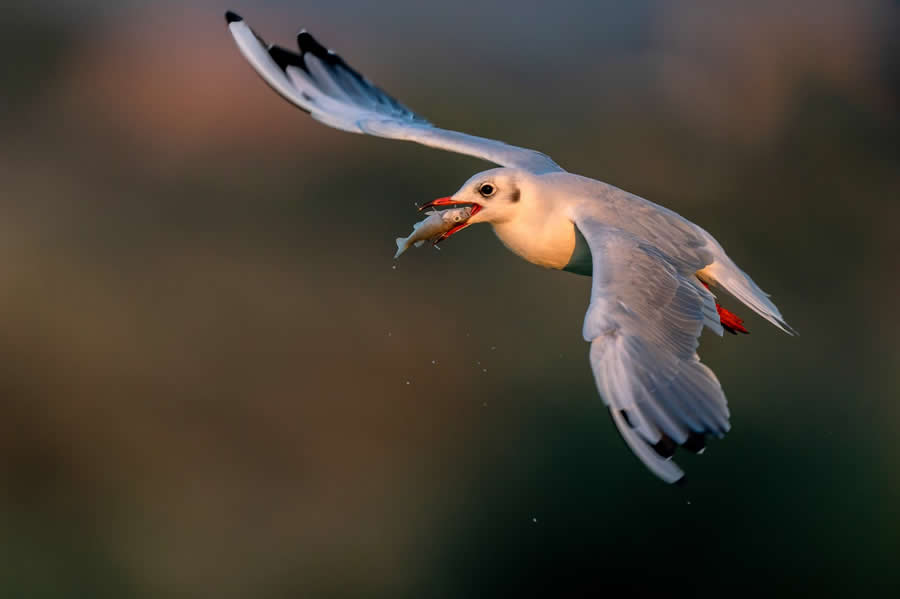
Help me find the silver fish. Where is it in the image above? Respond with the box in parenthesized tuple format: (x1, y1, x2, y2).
(394, 206, 473, 258)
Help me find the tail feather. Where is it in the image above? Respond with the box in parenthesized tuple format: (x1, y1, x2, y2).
(699, 258, 796, 335)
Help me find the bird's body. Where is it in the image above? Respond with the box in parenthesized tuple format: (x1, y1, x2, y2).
(480, 171, 704, 274)
(225, 11, 794, 483)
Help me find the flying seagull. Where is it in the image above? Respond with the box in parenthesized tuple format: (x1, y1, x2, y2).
(224, 11, 794, 483)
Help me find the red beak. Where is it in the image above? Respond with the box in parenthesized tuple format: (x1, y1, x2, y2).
(419, 196, 460, 211)
(418, 196, 482, 244)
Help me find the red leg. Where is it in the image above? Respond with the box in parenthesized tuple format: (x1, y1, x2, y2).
(701, 281, 749, 335)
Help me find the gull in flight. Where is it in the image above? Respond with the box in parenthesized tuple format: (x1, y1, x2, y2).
(225, 11, 794, 483)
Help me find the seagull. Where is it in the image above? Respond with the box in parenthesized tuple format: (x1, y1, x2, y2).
(224, 11, 794, 484)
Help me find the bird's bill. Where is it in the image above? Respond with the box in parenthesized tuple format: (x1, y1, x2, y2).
(418, 196, 482, 244)
(417, 196, 473, 211)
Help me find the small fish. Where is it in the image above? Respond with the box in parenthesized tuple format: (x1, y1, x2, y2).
(394, 206, 473, 258)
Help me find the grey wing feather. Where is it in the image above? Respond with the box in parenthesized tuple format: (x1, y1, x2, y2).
(225, 13, 563, 174)
(580, 181, 794, 334)
(575, 217, 730, 484)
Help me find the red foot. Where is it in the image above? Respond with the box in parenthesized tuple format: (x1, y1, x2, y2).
(701, 281, 749, 335)
(717, 305, 749, 334)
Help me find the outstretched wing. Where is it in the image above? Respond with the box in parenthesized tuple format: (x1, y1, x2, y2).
(574, 214, 730, 483)
(224, 12, 563, 174)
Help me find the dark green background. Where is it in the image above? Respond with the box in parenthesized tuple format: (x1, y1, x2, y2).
(1, 1, 898, 596)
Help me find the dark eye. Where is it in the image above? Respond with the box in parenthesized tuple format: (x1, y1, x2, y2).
(478, 183, 496, 197)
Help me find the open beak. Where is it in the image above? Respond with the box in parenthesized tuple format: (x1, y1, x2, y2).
(418, 196, 482, 245)
(418, 196, 476, 212)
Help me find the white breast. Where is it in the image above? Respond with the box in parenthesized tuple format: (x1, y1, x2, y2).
(491, 206, 576, 270)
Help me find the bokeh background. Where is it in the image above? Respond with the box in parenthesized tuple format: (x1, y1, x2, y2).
(1, 0, 898, 596)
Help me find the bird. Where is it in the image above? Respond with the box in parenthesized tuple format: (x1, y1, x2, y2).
(224, 11, 794, 484)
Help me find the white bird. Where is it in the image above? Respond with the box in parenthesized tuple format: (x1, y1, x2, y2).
(225, 11, 794, 484)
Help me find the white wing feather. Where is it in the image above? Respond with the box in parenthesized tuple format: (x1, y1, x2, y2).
(225, 13, 563, 174)
(575, 218, 731, 484)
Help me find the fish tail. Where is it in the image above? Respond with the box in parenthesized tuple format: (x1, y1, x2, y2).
(394, 238, 407, 259)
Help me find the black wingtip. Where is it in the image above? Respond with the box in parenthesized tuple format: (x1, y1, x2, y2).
(297, 30, 330, 57)
(652, 435, 677, 459)
(682, 432, 707, 454)
(225, 11, 243, 24)
(268, 45, 305, 71)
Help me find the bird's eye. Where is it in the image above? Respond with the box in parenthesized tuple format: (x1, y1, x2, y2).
(478, 183, 496, 197)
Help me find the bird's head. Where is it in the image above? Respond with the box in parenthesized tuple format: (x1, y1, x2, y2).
(419, 168, 529, 242)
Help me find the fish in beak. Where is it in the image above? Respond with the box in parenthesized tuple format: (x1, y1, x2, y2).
(418, 197, 482, 244)
(394, 205, 473, 258)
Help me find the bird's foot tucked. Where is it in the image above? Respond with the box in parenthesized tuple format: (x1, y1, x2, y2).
(700, 281, 749, 335)
(717, 304, 749, 335)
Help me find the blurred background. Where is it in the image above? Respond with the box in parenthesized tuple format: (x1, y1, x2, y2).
(1, 0, 898, 596)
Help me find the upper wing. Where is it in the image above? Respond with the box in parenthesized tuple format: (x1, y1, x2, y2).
(224, 12, 563, 174)
(574, 214, 730, 483)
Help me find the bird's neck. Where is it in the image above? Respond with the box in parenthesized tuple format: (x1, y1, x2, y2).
(491, 201, 576, 270)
